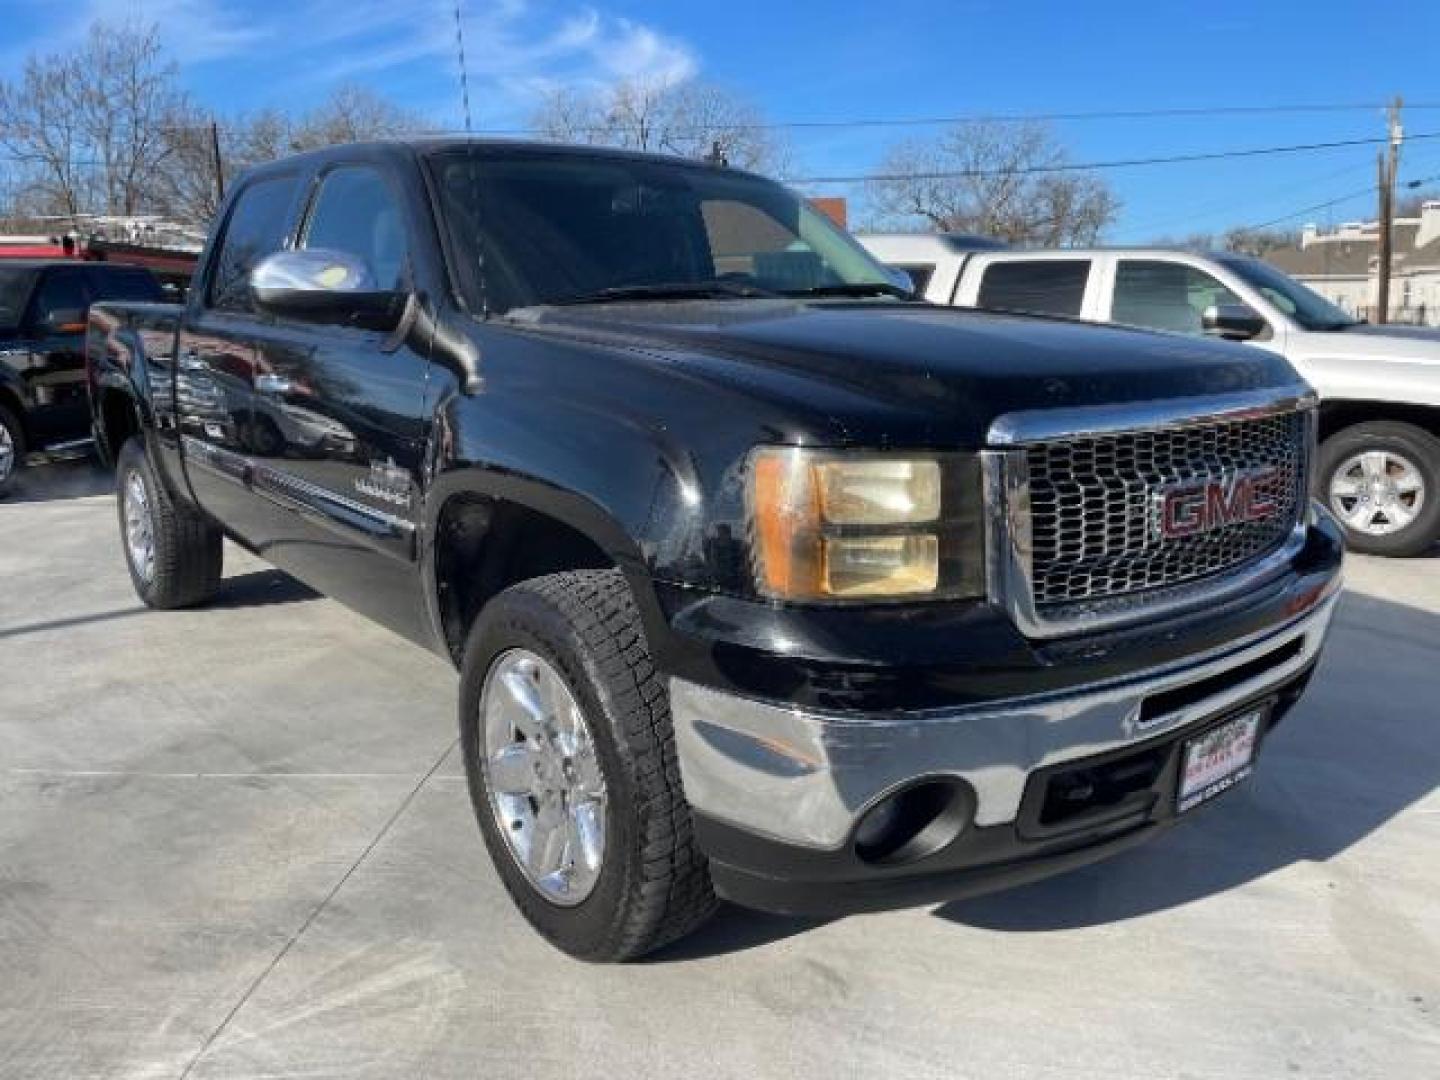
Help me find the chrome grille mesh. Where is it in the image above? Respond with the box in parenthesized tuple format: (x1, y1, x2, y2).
(1024, 411, 1306, 607)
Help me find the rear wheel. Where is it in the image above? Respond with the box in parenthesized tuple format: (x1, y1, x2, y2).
(116, 437, 223, 608)
(0, 404, 24, 498)
(1319, 421, 1440, 556)
(459, 569, 717, 961)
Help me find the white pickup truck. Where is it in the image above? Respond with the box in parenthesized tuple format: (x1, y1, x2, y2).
(859, 234, 1440, 556)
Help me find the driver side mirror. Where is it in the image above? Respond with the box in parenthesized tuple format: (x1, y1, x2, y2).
(250, 249, 406, 333)
(1202, 303, 1266, 342)
(885, 265, 916, 296)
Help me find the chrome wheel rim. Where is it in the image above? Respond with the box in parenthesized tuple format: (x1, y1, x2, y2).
(479, 649, 607, 907)
(0, 422, 14, 482)
(1329, 450, 1426, 537)
(123, 470, 156, 583)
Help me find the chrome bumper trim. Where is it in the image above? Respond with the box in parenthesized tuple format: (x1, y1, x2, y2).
(670, 593, 1337, 851)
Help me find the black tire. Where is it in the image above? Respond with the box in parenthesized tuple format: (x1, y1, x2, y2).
(0, 403, 24, 499)
(116, 437, 223, 608)
(459, 569, 717, 961)
(1317, 421, 1440, 557)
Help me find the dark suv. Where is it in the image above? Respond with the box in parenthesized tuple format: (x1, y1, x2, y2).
(0, 260, 164, 494)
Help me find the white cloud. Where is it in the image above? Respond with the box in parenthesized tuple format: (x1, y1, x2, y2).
(297, 1, 699, 118)
(79, 0, 268, 62)
(1, 0, 699, 129)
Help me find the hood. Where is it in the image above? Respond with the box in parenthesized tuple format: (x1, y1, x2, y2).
(1291, 322, 1440, 362)
(511, 300, 1305, 445)
(1335, 322, 1440, 344)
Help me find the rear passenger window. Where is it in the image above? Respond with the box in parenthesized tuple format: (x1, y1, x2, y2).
(302, 167, 409, 291)
(30, 268, 91, 324)
(208, 174, 299, 312)
(977, 260, 1090, 318)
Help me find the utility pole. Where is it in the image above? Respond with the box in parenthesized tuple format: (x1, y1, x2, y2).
(210, 120, 225, 207)
(1376, 96, 1403, 324)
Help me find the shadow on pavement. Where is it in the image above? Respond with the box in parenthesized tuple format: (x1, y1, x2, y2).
(643, 903, 830, 963)
(210, 569, 320, 609)
(4, 459, 114, 503)
(936, 589, 1440, 932)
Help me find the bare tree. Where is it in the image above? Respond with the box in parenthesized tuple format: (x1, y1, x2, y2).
(0, 22, 183, 221)
(1222, 226, 1300, 257)
(287, 85, 427, 151)
(530, 78, 790, 176)
(149, 89, 427, 226)
(1398, 189, 1440, 217)
(866, 121, 1119, 245)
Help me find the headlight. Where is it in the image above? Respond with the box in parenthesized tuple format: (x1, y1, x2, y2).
(748, 447, 983, 602)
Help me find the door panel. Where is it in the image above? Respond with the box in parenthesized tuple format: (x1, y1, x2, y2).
(176, 170, 304, 542)
(243, 321, 430, 636)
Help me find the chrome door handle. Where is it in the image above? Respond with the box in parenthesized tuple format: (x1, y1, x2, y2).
(254, 373, 293, 394)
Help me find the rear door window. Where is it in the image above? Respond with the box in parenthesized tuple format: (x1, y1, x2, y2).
(1111, 260, 1245, 335)
(976, 260, 1091, 318)
(208, 174, 301, 313)
(29, 268, 92, 328)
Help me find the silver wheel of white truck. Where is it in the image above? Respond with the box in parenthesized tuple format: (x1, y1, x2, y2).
(1319, 422, 1440, 556)
(459, 569, 716, 961)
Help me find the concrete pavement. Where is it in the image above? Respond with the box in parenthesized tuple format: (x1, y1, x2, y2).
(1, 461, 1437, 1079)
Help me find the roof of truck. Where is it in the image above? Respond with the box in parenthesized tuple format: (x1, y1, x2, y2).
(857, 232, 1010, 254)
(241, 137, 769, 181)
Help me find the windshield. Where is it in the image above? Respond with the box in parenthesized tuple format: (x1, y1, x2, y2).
(1218, 255, 1360, 331)
(0, 267, 39, 332)
(427, 149, 897, 313)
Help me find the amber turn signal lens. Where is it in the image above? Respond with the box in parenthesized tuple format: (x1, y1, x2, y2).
(749, 448, 942, 601)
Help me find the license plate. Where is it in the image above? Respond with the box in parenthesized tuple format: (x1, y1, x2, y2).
(1177, 707, 1264, 813)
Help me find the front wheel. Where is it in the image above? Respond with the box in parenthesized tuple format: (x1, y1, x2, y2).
(116, 438, 223, 608)
(1318, 421, 1440, 556)
(459, 569, 716, 961)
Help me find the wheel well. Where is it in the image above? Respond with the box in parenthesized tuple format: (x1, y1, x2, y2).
(435, 494, 616, 662)
(1318, 399, 1440, 443)
(98, 388, 141, 463)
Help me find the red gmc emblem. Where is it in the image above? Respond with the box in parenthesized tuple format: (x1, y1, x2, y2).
(1156, 468, 1282, 540)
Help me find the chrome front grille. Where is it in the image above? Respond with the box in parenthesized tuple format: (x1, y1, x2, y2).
(1025, 410, 1307, 607)
(984, 388, 1317, 639)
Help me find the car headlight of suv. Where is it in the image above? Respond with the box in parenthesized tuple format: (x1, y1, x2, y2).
(747, 447, 985, 602)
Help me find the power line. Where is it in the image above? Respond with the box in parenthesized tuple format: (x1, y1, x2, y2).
(1245, 185, 1377, 231)
(9, 129, 1440, 184)
(791, 131, 1440, 185)
(465, 101, 1440, 137)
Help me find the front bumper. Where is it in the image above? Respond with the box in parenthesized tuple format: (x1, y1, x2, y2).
(668, 521, 1343, 916)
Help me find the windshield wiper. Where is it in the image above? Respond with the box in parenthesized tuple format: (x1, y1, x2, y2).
(781, 282, 915, 300)
(551, 280, 779, 306)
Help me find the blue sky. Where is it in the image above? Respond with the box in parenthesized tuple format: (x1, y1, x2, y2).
(5, 0, 1440, 240)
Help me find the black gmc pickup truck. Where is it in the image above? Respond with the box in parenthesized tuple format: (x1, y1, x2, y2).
(0, 260, 163, 494)
(87, 139, 1344, 961)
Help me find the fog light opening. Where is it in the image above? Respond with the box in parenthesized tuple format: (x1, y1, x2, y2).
(853, 779, 973, 866)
